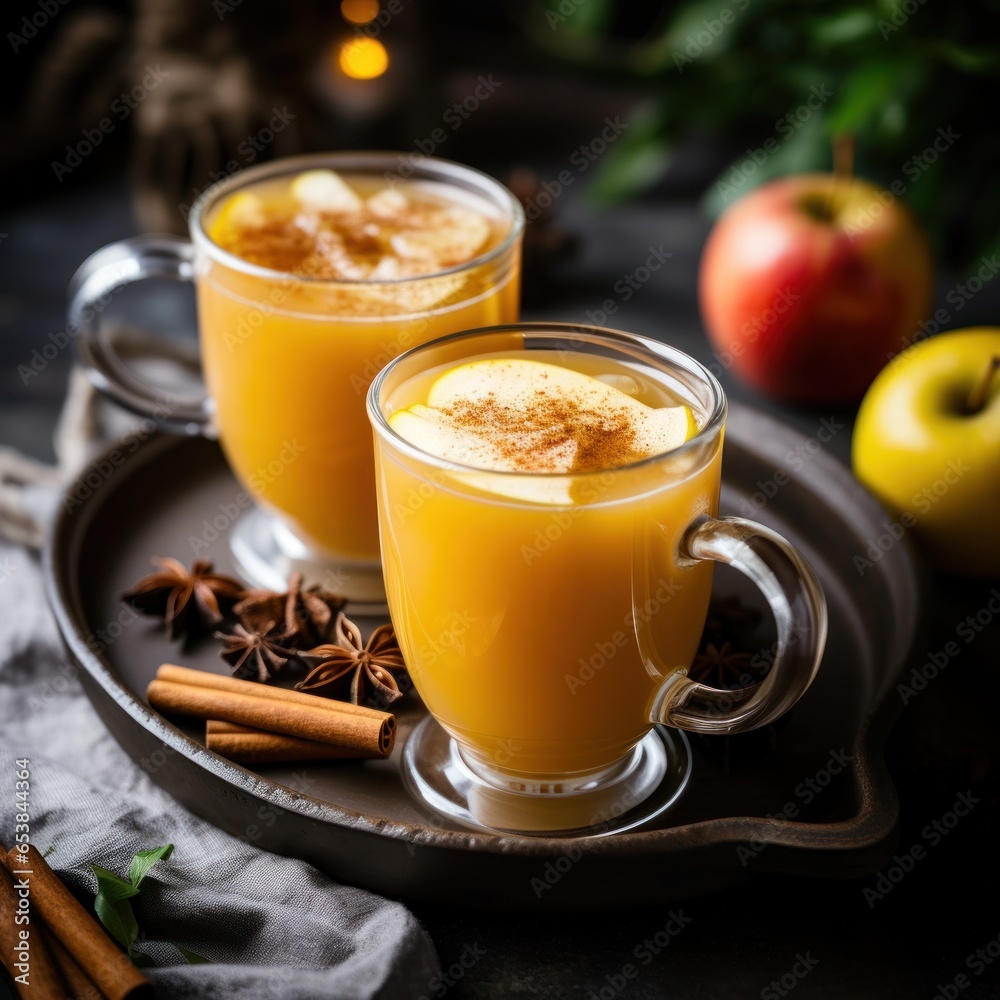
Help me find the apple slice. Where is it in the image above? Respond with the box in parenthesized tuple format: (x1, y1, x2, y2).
(387, 358, 697, 505)
(389, 405, 506, 469)
(426, 358, 696, 462)
(388, 405, 575, 505)
(209, 192, 266, 244)
(291, 170, 363, 213)
(390, 205, 491, 268)
(367, 187, 409, 217)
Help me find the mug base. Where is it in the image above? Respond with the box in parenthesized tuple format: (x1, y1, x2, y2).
(402, 716, 692, 836)
(230, 505, 388, 614)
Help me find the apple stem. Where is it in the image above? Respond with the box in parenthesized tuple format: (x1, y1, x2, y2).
(965, 355, 1000, 415)
(829, 134, 854, 217)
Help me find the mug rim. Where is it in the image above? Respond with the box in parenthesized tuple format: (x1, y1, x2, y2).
(367, 323, 728, 480)
(188, 151, 525, 287)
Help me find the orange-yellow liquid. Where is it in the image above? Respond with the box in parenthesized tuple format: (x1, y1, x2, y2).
(197, 173, 520, 561)
(376, 351, 722, 775)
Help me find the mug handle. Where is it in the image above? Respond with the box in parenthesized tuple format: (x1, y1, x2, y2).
(651, 515, 827, 734)
(68, 234, 214, 434)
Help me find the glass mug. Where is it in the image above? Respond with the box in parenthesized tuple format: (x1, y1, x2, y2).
(69, 152, 524, 606)
(368, 324, 827, 834)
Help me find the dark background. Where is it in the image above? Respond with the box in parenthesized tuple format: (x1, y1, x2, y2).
(2, 2, 999, 997)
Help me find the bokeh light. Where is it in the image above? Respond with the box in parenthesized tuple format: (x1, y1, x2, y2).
(340, 0, 380, 25)
(337, 37, 390, 80)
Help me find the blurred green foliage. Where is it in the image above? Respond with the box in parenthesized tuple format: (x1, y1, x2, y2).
(525, 0, 1000, 266)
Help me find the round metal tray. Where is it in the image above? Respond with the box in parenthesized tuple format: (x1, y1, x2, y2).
(45, 405, 923, 910)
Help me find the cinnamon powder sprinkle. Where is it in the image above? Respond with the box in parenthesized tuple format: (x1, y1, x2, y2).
(440, 388, 650, 473)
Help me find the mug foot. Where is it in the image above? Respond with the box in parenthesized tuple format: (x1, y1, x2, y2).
(402, 716, 692, 836)
(230, 505, 388, 614)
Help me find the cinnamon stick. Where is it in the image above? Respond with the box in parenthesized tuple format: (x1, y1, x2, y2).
(147, 679, 394, 757)
(156, 664, 390, 720)
(41, 927, 103, 1000)
(3, 845, 151, 1000)
(205, 720, 376, 764)
(0, 860, 69, 999)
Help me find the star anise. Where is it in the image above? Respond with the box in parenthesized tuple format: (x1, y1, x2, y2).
(120, 557, 246, 639)
(296, 615, 407, 707)
(688, 641, 755, 689)
(217, 622, 296, 683)
(233, 572, 346, 648)
(702, 595, 763, 648)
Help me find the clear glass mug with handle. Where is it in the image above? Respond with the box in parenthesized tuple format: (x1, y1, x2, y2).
(67, 152, 523, 608)
(367, 324, 827, 835)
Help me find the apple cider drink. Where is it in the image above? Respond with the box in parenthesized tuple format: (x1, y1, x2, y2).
(376, 351, 720, 775)
(198, 169, 521, 563)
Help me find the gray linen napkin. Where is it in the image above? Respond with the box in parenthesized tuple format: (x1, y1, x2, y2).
(0, 538, 440, 999)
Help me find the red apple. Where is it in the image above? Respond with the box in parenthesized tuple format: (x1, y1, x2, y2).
(698, 173, 933, 404)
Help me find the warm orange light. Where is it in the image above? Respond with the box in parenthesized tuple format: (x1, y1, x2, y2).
(340, 0, 379, 24)
(338, 37, 389, 80)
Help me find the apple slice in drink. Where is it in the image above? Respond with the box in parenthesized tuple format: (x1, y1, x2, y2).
(387, 358, 696, 505)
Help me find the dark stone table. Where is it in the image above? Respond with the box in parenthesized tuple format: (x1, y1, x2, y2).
(2, 158, 998, 1000)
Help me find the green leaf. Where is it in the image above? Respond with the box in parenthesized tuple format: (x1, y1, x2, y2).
(929, 41, 1000, 75)
(177, 945, 211, 965)
(826, 60, 912, 135)
(808, 8, 879, 46)
(131, 950, 157, 969)
(93, 893, 139, 952)
(92, 866, 141, 903)
(586, 103, 674, 205)
(129, 844, 174, 888)
(701, 110, 830, 218)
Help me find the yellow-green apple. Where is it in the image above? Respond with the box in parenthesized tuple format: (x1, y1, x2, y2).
(852, 328, 1000, 577)
(699, 173, 933, 404)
